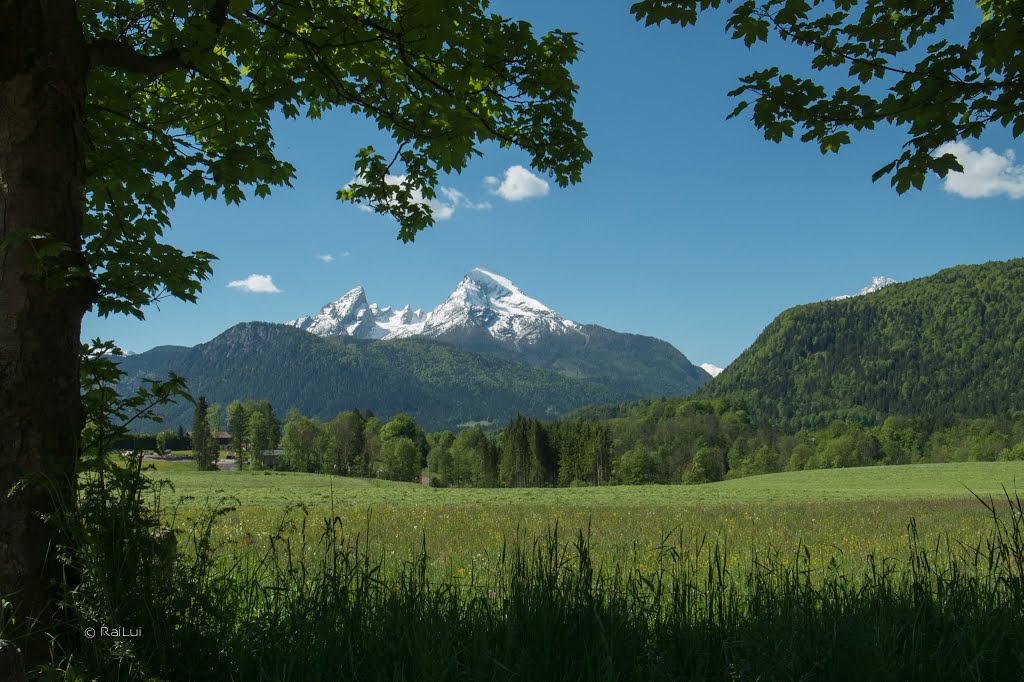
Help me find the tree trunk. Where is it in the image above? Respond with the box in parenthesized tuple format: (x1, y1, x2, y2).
(0, 0, 90, 665)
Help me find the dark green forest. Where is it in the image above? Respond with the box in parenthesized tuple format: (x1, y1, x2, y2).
(144, 395, 1024, 488)
(700, 259, 1024, 427)
(116, 321, 707, 431)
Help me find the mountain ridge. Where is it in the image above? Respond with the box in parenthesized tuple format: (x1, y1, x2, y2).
(698, 259, 1024, 426)
(287, 267, 587, 346)
(282, 267, 709, 400)
(116, 322, 679, 431)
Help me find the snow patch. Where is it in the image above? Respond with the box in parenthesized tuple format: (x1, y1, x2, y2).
(700, 363, 724, 378)
(831, 276, 898, 301)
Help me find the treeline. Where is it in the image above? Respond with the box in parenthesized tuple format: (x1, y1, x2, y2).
(579, 397, 1024, 484)
(279, 399, 1024, 488)
(275, 409, 612, 487)
(278, 409, 422, 479)
(130, 395, 1024, 486)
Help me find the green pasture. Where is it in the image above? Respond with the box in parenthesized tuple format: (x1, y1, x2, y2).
(156, 460, 1024, 506)
(149, 462, 1024, 579)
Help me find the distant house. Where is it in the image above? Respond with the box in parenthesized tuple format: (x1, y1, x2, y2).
(186, 431, 233, 450)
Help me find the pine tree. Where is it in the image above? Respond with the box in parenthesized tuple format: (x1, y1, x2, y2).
(192, 396, 217, 471)
(227, 400, 247, 463)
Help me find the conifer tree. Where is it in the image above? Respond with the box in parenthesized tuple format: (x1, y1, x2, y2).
(191, 396, 217, 471)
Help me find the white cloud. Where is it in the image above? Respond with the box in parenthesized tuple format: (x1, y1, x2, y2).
(315, 253, 335, 263)
(227, 274, 282, 293)
(484, 165, 549, 201)
(344, 175, 490, 220)
(440, 187, 492, 211)
(343, 250, 352, 257)
(934, 141, 1024, 199)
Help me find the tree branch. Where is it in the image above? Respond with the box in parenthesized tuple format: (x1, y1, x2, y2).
(88, 39, 184, 76)
(88, 0, 232, 76)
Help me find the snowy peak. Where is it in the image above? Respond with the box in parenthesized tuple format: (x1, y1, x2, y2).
(700, 363, 724, 378)
(288, 267, 585, 347)
(859, 276, 898, 295)
(416, 268, 584, 345)
(831, 276, 898, 301)
(288, 287, 425, 339)
(377, 304, 427, 337)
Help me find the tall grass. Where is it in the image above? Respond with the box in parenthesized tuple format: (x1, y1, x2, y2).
(38, 474, 1024, 681)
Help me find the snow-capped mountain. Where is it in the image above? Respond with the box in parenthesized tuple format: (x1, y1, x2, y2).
(289, 267, 585, 347)
(289, 286, 426, 339)
(831, 276, 898, 301)
(700, 363, 724, 378)
(412, 268, 585, 346)
(285, 267, 709, 399)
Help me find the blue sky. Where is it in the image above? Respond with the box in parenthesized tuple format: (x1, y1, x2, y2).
(82, 0, 1024, 368)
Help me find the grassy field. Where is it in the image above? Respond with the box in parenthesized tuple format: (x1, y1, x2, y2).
(58, 460, 1024, 680)
(150, 461, 1024, 578)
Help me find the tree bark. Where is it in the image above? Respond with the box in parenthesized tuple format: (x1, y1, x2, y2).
(0, 0, 90, 665)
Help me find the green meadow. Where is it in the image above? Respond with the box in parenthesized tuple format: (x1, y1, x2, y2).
(55, 460, 1024, 680)
(152, 461, 1024, 578)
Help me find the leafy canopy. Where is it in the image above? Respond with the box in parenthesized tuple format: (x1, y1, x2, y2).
(81, 0, 590, 319)
(631, 0, 1024, 192)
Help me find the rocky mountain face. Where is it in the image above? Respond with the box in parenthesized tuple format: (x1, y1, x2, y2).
(290, 286, 427, 339)
(412, 268, 586, 346)
(287, 267, 709, 398)
(288, 267, 585, 347)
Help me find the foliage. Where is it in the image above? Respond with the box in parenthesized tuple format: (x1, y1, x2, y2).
(325, 409, 366, 475)
(549, 419, 612, 485)
(281, 414, 329, 473)
(685, 444, 726, 484)
(631, 0, 1024, 193)
(567, 394, 1024, 484)
(613, 447, 660, 485)
(226, 400, 247, 456)
(379, 436, 421, 482)
(449, 428, 499, 487)
(42, 341, 194, 671)
(427, 431, 456, 485)
(206, 402, 224, 434)
(154, 430, 174, 455)
(128, 391, 1024, 488)
(246, 409, 276, 463)
(191, 396, 218, 470)
(380, 413, 429, 466)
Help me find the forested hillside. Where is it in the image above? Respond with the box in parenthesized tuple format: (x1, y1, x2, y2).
(116, 322, 645, 430)
(433, 322, 710, 398)
(699, 260, 1024, 427)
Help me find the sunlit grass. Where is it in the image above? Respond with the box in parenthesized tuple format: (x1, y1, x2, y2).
(149, 462, 1024, 580)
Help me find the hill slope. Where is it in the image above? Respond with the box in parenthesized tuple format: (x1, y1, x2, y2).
(117, 322, 673, 431)
(700, 259, 1024, 426)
